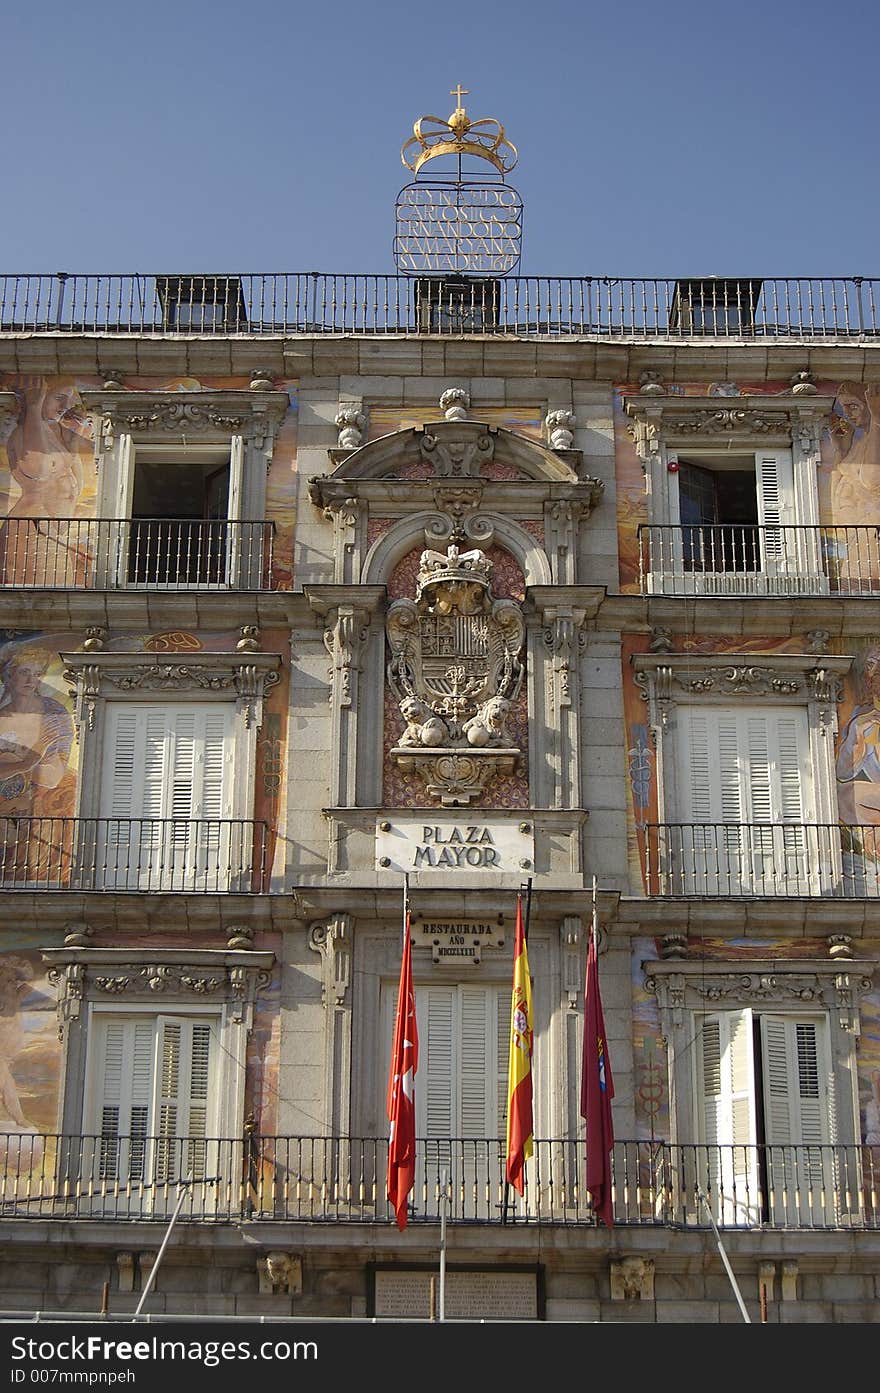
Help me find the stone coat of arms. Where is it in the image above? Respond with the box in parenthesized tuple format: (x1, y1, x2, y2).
(386, 539, 525, 805)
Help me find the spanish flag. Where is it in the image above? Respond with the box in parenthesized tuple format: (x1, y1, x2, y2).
(505, 892, 534, 1195)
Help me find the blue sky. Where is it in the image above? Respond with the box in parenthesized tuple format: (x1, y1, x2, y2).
(1, 0, 878, 277)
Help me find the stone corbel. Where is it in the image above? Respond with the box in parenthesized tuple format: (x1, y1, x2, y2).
(561, 915, 582, 1009)
(610, 1257, 655, 1301)
(233, 663, 281, 730)
(832, 969, 874, 1034)
(644, 969, 687, 1034)
(542, 609, 587, 712)
(314, 606, 370, 709)
(308, 913, 353, 1007)
(324, 609, 370, 708)
(45, 962, 85, 1039)
(625, 402, 664, 467)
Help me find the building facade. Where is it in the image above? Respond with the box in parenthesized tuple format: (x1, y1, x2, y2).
(0, 113, 879, 1323)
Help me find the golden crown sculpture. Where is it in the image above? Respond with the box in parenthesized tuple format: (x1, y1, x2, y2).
(401, 85, 518, 176)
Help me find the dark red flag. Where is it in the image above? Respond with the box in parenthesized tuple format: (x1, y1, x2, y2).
(580, 913, 615, 1227)
(386, 908, 418, 1230)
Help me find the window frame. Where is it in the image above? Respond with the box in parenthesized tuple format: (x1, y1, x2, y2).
(43, 945, 274, 1146)
(80, 388, 288, 591)
(61, 653, 281, 882)
(623, 392, 833, 595)
(644, 957, 870, 1158)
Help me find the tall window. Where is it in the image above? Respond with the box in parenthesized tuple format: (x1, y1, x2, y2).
(695, 1010, 834, 1225)
(84, 1013, 218, 1214)
(98, 703, 232, 890)
(673, 705, 812, 893)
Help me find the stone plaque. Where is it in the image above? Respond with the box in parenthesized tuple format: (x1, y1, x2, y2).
(376, 816, 533, 875)
(373, 1269, 538, 1320)
(413, 915, 506, 965)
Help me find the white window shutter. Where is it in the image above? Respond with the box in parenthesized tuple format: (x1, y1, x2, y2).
(760, 1015, 829, 1147)
(755, 449, 796, 528)
(94, 1018, 156, 1181)
(420, 988, 454, 1139)
(699, 1010, 757, 1148)
(154, 1016, 215, 1182)
(760, 1014, 835, 1222)
(102, 705, 231, 823)
(699, 1010, 759, 1223)
(416, 985, 505, 1139)
(227, 436, 244, 522)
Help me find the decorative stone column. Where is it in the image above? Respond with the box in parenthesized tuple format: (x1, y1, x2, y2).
(306, 589, 384, 810)
(308, 913, 354, 1137)
(539, 605, 588, 809)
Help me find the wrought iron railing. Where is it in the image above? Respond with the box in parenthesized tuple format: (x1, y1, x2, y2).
(641, 823, 880, 896)
(0, 518, 275, 590)
(638, 524, 880, 596)
(0, 274, 877, 338)
(0, 818, 269, 892)
(0, 1134, 876, 1229)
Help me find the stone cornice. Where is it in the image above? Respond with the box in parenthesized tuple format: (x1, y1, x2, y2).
(61, 650, 281, 731)
(308, 475, 603, 516)
(622, 392, 835, 452)
(633, 651, 852, 705)
(643, 957, 874, 1033)
(41, 947, 275, 1032)
(81, 388, 289, 448)
(303, 585, 386, 620)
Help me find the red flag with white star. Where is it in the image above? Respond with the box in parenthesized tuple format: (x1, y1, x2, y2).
(387, 904, 419, 1229)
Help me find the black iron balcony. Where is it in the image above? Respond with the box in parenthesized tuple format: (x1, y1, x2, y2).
(638, 523, 880, 596)
(641, 822, 880, 897)
(0, 518, 275, 590)
(0, 273, 877, 338)
(0, 1133, 876, 1229)
(0, 817, 270, 892)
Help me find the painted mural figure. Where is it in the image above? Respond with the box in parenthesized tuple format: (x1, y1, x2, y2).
(830, 384, 880, 520)
(0, 377, 90, 585)
(0, 956, 35, 1129)
(837, 645, 880, 881)
(0, 650, 75, 883)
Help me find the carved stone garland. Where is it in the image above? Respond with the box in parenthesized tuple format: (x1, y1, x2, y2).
(386, 536, 525, 806)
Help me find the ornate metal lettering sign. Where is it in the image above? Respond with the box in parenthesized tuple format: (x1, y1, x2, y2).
(386, 538, 525, 805)
(395, 183, 523, 276)
(394, 88, 523, 277)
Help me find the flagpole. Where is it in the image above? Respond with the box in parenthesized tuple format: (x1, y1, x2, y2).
(438, 1166, 448, 1322)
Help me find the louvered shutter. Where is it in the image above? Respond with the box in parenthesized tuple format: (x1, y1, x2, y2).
(677, 706, 810, 893)
(760, 1015, 834, 1222)
(698, 1011, 759, 1222)
(755, 449, 803, 585)
(154, 1017, 214, 1184)
(460, 988, 490, 1139)
(420, 988, 454, 1142)
(95, 1017, 154, 1182)
(101, 705, 232, 888)
(755, 449, 796, 531)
